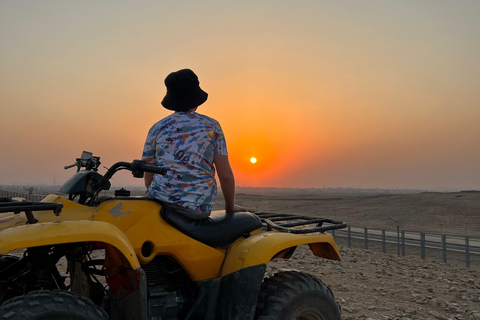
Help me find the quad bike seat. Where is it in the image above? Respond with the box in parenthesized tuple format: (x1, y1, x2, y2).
(161, 206, 262, 248)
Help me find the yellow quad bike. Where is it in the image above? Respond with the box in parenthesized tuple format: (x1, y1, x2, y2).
(0, 152, 347, 320)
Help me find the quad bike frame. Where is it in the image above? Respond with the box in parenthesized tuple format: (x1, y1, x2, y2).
(0, 155, 346, 320)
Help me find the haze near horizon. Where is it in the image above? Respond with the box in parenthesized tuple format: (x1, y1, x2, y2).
(1, 1, 479, 190)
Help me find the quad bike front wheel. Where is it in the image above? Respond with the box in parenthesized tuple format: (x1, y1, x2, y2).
(255, 271, 342, 320)
(0, 290, 108, 320)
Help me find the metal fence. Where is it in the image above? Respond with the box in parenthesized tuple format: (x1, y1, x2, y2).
(2, 189, 479, 268)
(0, 190, 45, 202)
(332, 226, 479, 268)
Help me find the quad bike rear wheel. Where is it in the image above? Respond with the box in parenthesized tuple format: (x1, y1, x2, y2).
(0, 290, 108, 320)
(255, 271, 341, 320)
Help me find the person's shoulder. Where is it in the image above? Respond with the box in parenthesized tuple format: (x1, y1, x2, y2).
(151, 113, 177, 125)
(195, 113, 220, 126)
(147, 113, 176, 132)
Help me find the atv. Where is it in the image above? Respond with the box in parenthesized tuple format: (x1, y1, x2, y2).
(0, 151, 347, 320)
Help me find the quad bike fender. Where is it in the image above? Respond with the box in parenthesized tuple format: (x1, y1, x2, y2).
(0, 220, 140, 270)
(221, 231, 340, 276)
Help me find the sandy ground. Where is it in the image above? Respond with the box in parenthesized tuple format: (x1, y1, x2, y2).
(214, 190, 480, 237)
(216, 191, 480, 319)
(267, 245, 480, 320)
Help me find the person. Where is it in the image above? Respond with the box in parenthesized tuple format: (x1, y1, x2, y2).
(142, 68, 246, 219)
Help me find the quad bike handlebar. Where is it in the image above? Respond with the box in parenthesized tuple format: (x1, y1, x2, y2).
(64, 152, 102, 172)
(63, 163, 77, 170)
(61, 152, 168, 206)
(0, 157, 166, 220)
(95, 160, 167, 189)
(90, 159, 167, 205)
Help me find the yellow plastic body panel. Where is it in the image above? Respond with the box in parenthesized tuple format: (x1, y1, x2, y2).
(220, 231, 341, 276)
(0, 195, 225, 281)
(92, 199, 225, 281)
(0, 220, 140, 269)
(0, 194, 95, 230)
(0, 194, 343, 282)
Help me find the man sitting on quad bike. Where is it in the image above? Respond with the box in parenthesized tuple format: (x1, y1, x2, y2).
(142, 68, 246, 218)
(0, 70, 345, 320)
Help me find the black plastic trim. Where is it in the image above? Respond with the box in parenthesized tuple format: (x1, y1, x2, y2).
(254, 212, 347, 234)
(0, 201, 63, 215)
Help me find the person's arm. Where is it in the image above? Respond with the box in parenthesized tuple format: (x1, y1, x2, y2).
(144, 172, 154, 188)
(214, 154, 246, 213)
(142, 131, 156, 188)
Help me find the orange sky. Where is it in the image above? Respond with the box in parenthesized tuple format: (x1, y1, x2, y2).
(1, 1, 479, 190)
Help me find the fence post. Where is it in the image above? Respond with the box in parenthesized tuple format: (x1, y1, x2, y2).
(364, 227, 368, 250)
(442, 235, 447, 263)
(420, 232, 426, 260)
(347, 226, 351, 248)
(465, 236, 470, 268)
(401, 231, 405, 256)
(382, 230, 386, 253)
(396, 225, 400, 256)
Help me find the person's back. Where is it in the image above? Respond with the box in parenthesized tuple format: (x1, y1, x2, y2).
(143, 111, 227, 217)
(142, 69, 245, 218)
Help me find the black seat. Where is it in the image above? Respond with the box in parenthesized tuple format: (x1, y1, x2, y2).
(161, 206, 262, 248)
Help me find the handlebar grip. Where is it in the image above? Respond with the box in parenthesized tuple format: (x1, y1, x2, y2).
(131, 160, 167, 176)
(142, 164, 168, 175)
(64, 163, 77, 170)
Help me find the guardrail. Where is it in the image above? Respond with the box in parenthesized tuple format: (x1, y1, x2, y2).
(2, 189, 478, 268)
(332, 226, 479, 268)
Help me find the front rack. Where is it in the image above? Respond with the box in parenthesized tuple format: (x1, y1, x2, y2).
(254, 212, 347, 234)
(0, 198, 63, 224)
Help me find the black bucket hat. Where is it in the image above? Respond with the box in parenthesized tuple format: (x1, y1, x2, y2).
(161, 69, 208, 111)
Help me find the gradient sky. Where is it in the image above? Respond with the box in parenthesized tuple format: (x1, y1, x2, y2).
(1, 1, 479, 190)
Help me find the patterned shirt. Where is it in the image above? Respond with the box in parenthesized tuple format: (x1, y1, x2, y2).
(142, 111, 228, 214)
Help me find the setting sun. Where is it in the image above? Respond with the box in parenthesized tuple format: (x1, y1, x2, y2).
(250, 157, 257, 164)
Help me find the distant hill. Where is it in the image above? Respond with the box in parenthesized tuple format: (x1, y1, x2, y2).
(234, 186, 425, 196)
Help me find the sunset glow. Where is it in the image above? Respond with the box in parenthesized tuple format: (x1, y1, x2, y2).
(1, 1, 479, 190)
(250, 157, 257, 164)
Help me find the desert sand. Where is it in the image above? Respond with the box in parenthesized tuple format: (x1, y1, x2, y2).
(214, 190, 480, 319)
(215, 190, 480, 237)
(269, 245, 480, 320)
